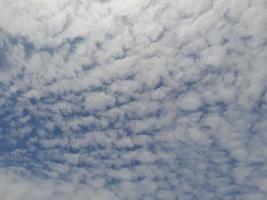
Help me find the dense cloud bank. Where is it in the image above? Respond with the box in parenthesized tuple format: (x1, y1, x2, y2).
(0, 0, 267, 199)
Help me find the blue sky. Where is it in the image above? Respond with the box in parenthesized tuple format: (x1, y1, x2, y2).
(0, 0, 267, 199)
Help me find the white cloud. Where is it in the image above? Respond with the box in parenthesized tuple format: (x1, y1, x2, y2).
(0, 0, 267, 199)
(84, 92, 115, 111)
(0, 169, 117, 200)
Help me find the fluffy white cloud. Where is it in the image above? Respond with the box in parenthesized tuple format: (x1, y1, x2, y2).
(0, 169, 117, 200)
(85, 92, 115, 111)
(0, 0, 267, 199)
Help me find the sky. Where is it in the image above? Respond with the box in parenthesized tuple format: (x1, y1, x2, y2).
(0, 0, 267, 199)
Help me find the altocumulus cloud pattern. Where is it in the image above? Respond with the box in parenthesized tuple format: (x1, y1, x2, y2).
(0, 0, 267, 199)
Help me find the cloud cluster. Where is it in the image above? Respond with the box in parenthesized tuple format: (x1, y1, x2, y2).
(0, 0, 267, 199)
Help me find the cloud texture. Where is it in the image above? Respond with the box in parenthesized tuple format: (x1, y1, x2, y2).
(0, 0, 267, 199)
